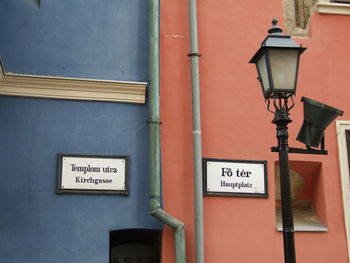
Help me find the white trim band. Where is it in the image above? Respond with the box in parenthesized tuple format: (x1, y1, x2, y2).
(317, 1, 350, 15)
(0, 63, 146, 104)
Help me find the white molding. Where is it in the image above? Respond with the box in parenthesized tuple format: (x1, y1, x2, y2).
(317, 1, 350, 15)
(0, 63, 146, 104)
(336, 120, 350, 261)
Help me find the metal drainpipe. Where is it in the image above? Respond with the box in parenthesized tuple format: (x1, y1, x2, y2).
(148, 1, 186, 263)
(188, 0, 204, 263)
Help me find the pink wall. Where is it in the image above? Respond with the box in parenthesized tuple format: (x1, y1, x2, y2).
(160, 1, 350, 262)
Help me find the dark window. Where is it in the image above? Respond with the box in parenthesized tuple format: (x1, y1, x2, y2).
(110, 229, 162, 263)
(345, 130, 350, 173)
(332, 0, 350, 3)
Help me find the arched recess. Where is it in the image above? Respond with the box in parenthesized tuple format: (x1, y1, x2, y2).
(110, 229, 162, 263)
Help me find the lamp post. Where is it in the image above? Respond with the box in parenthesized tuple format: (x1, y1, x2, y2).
(249, 18, 344, 263)
(249, 19, 306, 263)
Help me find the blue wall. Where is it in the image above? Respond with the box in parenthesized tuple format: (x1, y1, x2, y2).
(0, 96, 160, 263)
(0, 0, 149, 81)
(0, 1, 160, 262)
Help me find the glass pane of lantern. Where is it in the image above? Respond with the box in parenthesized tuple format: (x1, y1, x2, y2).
(269, 49, 299, 92)
(256, 53, 270, 93)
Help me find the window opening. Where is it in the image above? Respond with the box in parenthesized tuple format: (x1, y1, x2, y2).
(345, 130, 350, 170)
(336, 122, 350, 261)
(110, 229, 161, 263)
(332, 0, 350, 3)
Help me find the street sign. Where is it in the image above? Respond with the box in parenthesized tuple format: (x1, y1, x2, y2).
(203, 158, 268, 198)
(57, 154, 129, 195)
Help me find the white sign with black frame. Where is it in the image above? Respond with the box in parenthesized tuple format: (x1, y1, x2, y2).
(57, 154, 129, 195)
(203, 158, 268, 198)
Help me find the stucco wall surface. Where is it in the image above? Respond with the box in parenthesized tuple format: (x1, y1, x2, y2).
(160, 0, 350, 262)
(0, 0, 148, 81)
(0, 1, 160, 262)
(0, 96, 161, 263)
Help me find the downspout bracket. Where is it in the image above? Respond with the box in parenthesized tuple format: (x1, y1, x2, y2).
(188, 53, 202, 57)
(147, 119, 162, 125)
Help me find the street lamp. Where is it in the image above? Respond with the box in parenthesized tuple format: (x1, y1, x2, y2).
(249, 19, 343, 263)
(249, 19, 302, 263)
(249, 18, 306, 100)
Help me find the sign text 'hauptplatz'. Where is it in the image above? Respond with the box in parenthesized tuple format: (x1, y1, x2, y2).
(57, 154, 129, 195)
(203, 158, 268, 198)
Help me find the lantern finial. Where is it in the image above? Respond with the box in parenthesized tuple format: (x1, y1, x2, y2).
(268, 18, 283, 35)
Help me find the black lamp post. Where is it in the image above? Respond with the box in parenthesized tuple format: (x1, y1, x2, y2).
(249, 19, 306, 263)
(249, 19, 343, 263)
